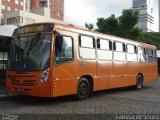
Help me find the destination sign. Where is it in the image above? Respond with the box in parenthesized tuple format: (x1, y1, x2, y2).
(13, 24, 54, 36)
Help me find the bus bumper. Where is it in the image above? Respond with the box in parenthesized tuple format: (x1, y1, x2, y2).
(6, 80, 52, 97)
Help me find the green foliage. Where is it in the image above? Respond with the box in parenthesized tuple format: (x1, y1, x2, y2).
(96, 15, 118, 35)
(139, 32, 160, 49)
(118, 9, 142, 40)
(119, 9, 139, 30)
(96, 9, 142, 40)
(130, 27, 143, 40)
(85, 23, 94, 30)
(95, 9, 160, 49)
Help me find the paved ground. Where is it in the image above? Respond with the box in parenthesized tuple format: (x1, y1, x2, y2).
(0, 79, 160, 119)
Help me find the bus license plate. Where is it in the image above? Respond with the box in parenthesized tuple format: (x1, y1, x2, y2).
(16, 88, 24, 92)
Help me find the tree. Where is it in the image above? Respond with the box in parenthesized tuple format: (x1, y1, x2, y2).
(85, 23, 94, 30)
(96, 14, 118, 35)
(130, 27, 143, 40)
(86, 9, 160, 49)
(118, 9, 140, 40)
(139, 32, 160, 49)
(119, 9, 139, 30)
(96, 9, 142, 41)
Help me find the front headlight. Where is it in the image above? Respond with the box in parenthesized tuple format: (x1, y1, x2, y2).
(39, 68, 49, 84)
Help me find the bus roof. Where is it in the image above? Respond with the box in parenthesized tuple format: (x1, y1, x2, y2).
(16, 22, 157, 49)
(55, 22, 156, 49)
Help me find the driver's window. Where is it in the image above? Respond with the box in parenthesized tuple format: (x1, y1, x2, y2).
(54, 36, 73, 65)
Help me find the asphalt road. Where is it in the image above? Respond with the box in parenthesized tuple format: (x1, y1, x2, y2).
(0, 79, 160, 119)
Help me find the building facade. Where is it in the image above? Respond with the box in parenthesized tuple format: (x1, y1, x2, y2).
(0, 0, 64, 25)
(5, 7, 65, 26)
(30, 0, 64, 20)
(0, 0, 24, 25)
(133, 0, 154, 32)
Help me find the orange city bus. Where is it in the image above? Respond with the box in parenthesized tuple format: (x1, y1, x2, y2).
(6, 22, 158, 100)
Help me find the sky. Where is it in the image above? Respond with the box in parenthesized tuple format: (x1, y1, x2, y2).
(64, 0, 159, 32)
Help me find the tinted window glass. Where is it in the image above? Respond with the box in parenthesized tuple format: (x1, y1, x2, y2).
(153, 49, 157, 58)
(153, 49, 157, 62)
(55, 36, 73, 65)
(146, 48, 154, 63)
(8, 34, 51, 71)
(147, 49, 153, 56)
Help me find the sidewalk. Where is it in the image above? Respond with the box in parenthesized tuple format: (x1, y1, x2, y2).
(0, 86, 15, 101)
(0, 87, 8, 100)
(0, 82, 13, 101)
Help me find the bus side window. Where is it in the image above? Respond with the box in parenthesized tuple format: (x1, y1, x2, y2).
(54, 36, 73, 65)
(97, 39, 112, 60)
(137, 46, 146, 62)
(115, 42, 123, 52)
(97, 38, 111, 50)
(146, 48, 154, 63)
(113, 42, 126, 61)
(126, 44, 137, 62)
(153, 49, 157, 62)
(79, 35, 95, 59)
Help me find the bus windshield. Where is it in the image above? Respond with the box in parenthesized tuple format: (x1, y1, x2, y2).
(8, 34, 51, 71)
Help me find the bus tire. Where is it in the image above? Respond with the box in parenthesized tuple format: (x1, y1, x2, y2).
(76, 77, 90, 100)
(136, 74, 143, 90)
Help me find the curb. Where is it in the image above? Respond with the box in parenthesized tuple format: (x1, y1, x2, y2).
(0, 95, 16, 101)
(0, 89, 16, 101)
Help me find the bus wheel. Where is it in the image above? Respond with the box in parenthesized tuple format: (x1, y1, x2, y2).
(77, 78, 90, 100)
(136, 74, 143, 90)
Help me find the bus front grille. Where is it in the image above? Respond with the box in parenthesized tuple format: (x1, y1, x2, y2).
(11, 79, 36, 86)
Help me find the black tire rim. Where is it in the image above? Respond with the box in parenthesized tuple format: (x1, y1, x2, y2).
(78, 81, 89, 97)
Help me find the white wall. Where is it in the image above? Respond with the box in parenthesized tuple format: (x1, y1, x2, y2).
(5, 10, 65, 26)
(30, 7, 50, 18)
